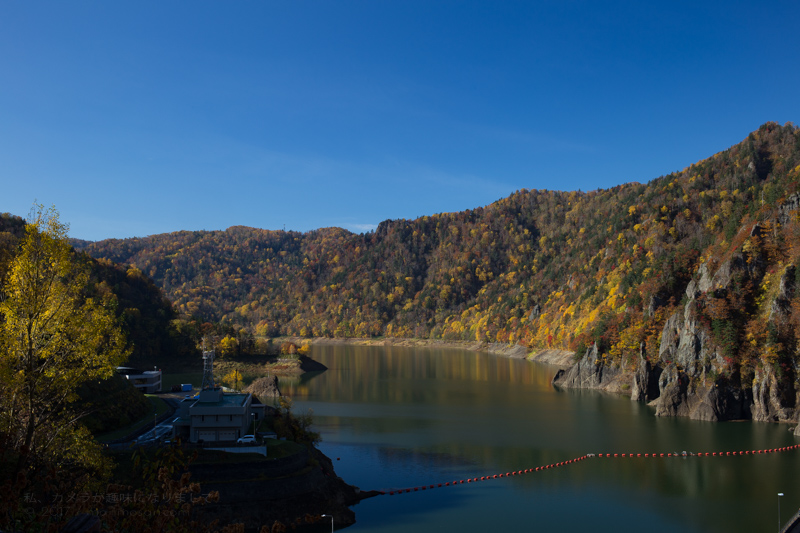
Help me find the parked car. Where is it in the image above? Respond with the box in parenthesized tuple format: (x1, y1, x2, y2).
(237, 435, 257, 445)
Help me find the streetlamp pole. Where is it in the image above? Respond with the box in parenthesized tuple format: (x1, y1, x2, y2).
(321, 514, 333, 532)
(778, 493, 784, 533)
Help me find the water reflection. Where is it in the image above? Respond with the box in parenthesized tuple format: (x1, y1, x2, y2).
(277, 345, 800, 533)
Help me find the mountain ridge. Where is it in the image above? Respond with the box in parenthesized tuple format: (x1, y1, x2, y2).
(77, 122, 800, 421)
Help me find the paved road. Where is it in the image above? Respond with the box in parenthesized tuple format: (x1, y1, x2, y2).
(105, 395, 180, 450)
(134, 421, 174, 445)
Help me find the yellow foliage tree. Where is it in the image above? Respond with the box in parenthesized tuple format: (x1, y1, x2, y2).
(222, 369, 243, 391)
(0, 206, 129, 483)
(219, 335, 238, 358)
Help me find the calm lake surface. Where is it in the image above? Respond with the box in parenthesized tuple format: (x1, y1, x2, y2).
(277, 345, 800, 533)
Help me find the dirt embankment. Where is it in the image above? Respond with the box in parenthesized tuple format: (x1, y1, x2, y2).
(287, 336, 488, 351)
(215, 355, 327, 379)
(528, 349, 575, 368)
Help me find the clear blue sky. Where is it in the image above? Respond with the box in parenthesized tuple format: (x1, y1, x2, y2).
(2, 1, 799, 241)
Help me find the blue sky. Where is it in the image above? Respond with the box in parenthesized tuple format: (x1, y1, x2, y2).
(2, 1, 799, 241)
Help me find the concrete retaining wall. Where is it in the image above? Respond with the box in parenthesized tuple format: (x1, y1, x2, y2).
(190, 449, 311, 485)
(204, 445, 267, 457)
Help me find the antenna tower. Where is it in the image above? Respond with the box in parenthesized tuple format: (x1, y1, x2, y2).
(201, 338, 217, 390)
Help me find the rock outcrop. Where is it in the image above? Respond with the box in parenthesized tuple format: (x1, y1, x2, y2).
(779, 192, 800, 225)
(751, 365, 792, 422)
(656, 298, 714, 380)
(244, 375, 282, 398)
(552, 343, 627, 393)
(529, 349, 575, 368)
(770, 265, 796, 321)
(631, 345, 661, 402)
(653, 370, 752, 421)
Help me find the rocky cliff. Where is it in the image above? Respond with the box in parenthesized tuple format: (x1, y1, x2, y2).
(552, 343, 628, 393)
(554, 241, 800, 425)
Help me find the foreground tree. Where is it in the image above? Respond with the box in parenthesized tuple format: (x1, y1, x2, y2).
(0, 208, 258, 533)
(0, 205, 129, 484)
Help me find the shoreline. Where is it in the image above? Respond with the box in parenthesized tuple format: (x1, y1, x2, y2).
(276, 336, 576, 368)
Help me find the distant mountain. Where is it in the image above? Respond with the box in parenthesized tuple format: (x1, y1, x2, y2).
(79, 122, 800, 421)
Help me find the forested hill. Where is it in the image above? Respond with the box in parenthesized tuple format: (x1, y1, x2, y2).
(0, 213, 196, 367)
(78, 123, 800, 369)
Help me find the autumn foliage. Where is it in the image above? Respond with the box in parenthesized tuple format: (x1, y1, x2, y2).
(78, 123, 800, 381)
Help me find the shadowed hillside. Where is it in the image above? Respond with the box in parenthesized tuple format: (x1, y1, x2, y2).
(1, 212, 198, 369)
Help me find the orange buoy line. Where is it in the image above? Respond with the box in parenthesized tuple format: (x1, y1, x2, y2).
(378, 444, 800, 496)
(381, 455, 591, 495)
(593, 444, 800, 459)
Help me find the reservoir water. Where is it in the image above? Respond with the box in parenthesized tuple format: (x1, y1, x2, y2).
(279, 345, 800, 533)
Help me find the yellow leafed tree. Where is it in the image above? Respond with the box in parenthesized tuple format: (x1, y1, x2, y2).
(218, 334, 238, 358)
(222, 369, 244, 390)
(0, 205, 129, 482)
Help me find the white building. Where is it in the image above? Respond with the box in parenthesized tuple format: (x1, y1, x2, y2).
(116, 366, 162, 393)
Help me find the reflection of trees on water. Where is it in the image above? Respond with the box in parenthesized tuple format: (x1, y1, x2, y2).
(280, 344, 556, 403)
(277, 376, 303, 388)
(297, 370, 326, 386)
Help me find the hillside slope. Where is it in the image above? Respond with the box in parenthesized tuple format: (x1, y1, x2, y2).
(1, 212, 197, 369)
(79, 122, 800, 421)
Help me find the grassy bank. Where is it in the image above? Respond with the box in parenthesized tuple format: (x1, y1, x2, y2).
(96, 395, 170, 443)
